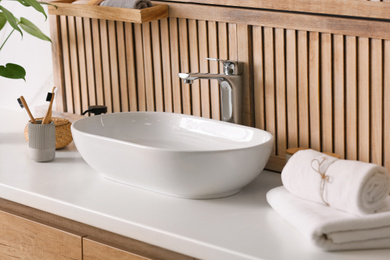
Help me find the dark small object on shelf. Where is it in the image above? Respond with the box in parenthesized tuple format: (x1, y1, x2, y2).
(82, 105, 108, 116)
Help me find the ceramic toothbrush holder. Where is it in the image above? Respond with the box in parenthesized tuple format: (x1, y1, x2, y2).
(28, 121, 55, 162)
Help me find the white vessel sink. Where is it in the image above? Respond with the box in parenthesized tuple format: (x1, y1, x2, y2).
(71, 112, 274, 199)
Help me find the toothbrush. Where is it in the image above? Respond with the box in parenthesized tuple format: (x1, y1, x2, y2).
(45, 86, 56, 121)
(42, 87, 56, 124)
(17, 96, 37, 124)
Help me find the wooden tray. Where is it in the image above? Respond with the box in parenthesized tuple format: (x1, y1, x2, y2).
(48, 0, 168, 23)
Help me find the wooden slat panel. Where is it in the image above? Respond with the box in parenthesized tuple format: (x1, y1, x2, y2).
(253, 26, 265, 130)
(385, 40, 390, 169)
(160, 18, 173, 112)
(100, 19, 113, 113)
(208, 21, 220, 120)
(76, 17, 89, 114)
(91, 18, 105, 107)
(108, 20, 121, 113)
(124, 23, 138, 111)
(321, 33, 333, 153)
(151, 20, 164, 112)
(188, 19, 201, 116)
(169, 18, 182, 114)
(358, 37, 370, 162)
(333, 34, 345, 158)
(49, 15, 65, 112)
(69, 16, 82, 114)
(297, 30, 310, 148)
(263, 27, 276, 154)
(134, 23, 146, 111)
(228, 23, 237, 60)
(237, 24, 252, 126)
(117, 21, 130, 112)
(198, 20, 210, 118)
(286, 29, 298, 149)
(345, 36, 358, 160)
(125, 23, 138, 111)
(142, 22, 155, 112)
(60, 16, 74, 113)
(178, 18, 191, 115)
(309, 32, 321, 151)
(83, 18, 97, 107)
(370, 38, 383, 165)
(275, 28, 287, 156)
(218, 22, 229, 74)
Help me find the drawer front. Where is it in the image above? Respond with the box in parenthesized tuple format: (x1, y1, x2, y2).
(0, 210, 82, 260)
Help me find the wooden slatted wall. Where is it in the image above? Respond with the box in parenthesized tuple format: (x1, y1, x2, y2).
(49, 2, 390, 172)
(252, 27, 390, 170)
(53, 15, 239, 121)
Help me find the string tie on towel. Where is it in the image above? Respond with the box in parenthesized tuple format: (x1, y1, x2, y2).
(311, 157, 336, 206)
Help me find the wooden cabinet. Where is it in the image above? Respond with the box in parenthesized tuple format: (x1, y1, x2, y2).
(0, 210, 82, 260)
(0, 204, 194, 260)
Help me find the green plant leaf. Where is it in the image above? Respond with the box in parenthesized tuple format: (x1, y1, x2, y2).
(0, 12, 7, 30)
(23, 0, 47, 20)
(0, 12, 6, 30)
(15, 0, 31, 7)
(0, 63, 26, 80)
(19, 17, 51, 42)
(0, 6, 22, 36)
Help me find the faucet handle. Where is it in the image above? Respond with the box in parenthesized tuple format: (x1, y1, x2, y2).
(206, 58, 241, 75)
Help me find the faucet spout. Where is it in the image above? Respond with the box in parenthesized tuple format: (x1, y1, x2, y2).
(178, 73, 226, 83)
(178, 72, 242, 124)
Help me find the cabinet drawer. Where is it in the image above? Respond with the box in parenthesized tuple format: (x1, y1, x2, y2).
(83, 238, 150, 260)
(0, 210, 82, 260)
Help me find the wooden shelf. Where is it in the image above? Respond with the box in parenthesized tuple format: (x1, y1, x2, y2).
(48, 0, 168, 23)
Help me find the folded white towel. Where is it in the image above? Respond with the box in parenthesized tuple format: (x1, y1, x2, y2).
(267, 186, 390, 250)
(100, 0, 152, 9)
(282, 149, 390, 215)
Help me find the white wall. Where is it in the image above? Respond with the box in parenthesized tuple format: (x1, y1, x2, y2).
(0, 2, 53, 115)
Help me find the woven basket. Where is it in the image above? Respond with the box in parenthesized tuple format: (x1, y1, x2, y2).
(24, 117, 73, 149)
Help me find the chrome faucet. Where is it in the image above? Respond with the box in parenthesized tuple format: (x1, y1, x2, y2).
(178, 58, 242, 124)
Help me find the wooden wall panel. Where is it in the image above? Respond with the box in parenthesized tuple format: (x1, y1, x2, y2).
(252, 25, 390, 170)
(54, 16, 240, 119)
(50, 2, 390, 172)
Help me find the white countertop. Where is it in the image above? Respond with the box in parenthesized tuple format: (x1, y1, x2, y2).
(1, 109, 390, 260)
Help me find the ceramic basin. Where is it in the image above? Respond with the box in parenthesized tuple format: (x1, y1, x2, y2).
(71, 112, 274, 199)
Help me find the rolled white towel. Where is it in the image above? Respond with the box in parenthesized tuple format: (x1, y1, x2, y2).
(266, 186, 390, 251)
(282, 149, 390, 215)
(99, 0, 152, 9)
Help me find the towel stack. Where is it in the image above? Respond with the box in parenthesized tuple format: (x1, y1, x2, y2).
(266, 149, 390, 251)
(99, 0, 152, 9)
